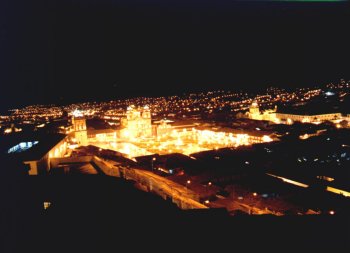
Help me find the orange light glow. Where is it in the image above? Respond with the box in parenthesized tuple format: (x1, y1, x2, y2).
(73, 106, 277, 158)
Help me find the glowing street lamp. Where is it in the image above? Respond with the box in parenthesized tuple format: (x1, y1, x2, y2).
(186, 180, 191, 189)
(151, 157, 156, 171)
(206, 181, 212, 198)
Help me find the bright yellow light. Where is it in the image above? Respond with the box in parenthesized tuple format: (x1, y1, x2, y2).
(72, 109, 83, 118)
(300, 134, 309, 140)
(326, 186, 350, 197)
(262, 135, 273, 142)
(274, 118, 281, 124)
(267, 173, 309, 188)
(43, 202, 51, 210)
(84, 106, 278, 158)
(68, 144, 78, 149)
(4, 128, 12, 134)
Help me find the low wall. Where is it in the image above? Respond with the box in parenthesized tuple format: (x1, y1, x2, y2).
(50, 156, 93, 168)
(92, 156, 120, 177)
(50, 155, 206, 210)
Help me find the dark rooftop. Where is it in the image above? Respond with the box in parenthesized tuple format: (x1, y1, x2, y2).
(1, 132, 66, 161)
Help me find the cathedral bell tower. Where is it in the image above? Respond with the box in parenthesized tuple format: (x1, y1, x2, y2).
(72, 110, 88, 145)
(249, 101, 260, 116)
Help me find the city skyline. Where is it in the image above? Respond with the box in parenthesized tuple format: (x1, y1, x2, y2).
(0, 78, 348, 112)
(2, 85, 350, 213)
(1, 1, 349, 251)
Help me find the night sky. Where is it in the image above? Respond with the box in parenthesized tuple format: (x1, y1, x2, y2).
(1, 0, 349, 109)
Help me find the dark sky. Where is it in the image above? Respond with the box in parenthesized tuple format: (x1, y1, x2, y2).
(0, 0, 349, 109)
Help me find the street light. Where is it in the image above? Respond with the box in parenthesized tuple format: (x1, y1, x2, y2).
(186, 180, 191, 189)
(206, 181, 212, 199)
(151, 157, 156, 171)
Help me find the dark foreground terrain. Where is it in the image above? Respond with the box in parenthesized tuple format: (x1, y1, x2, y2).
(1, 165, 349, 253)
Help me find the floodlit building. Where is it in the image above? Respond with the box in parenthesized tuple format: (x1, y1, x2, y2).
(249, 101, 260, 118)
(120, 105, 153, 139)
(153, 119, 173, 137)
(248, 101, 278, 122)
(247, 101, 346, 125)
(87, 129, 117, 142)
(66, 105, 278, 158)
(72, 115, 88, 145)
(275, 112, 342, 124)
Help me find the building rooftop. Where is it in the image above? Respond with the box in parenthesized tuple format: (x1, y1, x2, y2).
(1, 132, 66, 161)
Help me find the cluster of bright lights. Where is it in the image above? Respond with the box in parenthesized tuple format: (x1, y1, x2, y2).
(96, 127, 274, 158)
(72, 109, 84, 118)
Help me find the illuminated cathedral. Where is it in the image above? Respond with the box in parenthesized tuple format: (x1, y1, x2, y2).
(248, 101, 278, 122)
(120, 105, 153, 139)
(72, 110, 88, 145)
(247, 101, 344, 125)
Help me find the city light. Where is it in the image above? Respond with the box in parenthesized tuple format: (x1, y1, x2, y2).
(1, 79, 349, 218)
(85, 105, 277, 158)
(72, 109, 83, 118)
(43, 202, 51, 210)
(4, 128, 12, 134)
